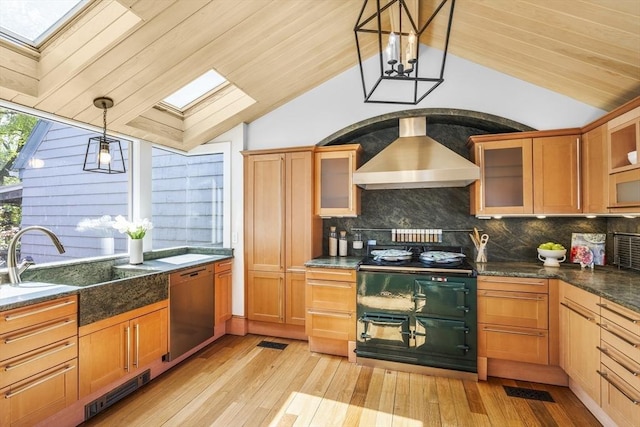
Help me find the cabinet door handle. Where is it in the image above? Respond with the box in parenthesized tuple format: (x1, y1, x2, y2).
(560, 302, 595, 322)
(4, 299, 75, 321)
(307, 310, 352, 319)
(481, 292, 544, 301)
(482, 327, 545, 337)
(596, 346, 639, 376)
(134, 323, 140, 368)
(597, 370, 639, 405)
(4, 319, 75, 344)
(5, 365, 75, 398)
(599, 323, 639, 347)
(125, 326, 131, 372)
(5, 341, 75, 371)
(478, 145, 484, 212)
(597, 303, 639, 324)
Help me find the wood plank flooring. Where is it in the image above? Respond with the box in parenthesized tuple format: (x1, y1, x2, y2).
(81, 334, 601, 427)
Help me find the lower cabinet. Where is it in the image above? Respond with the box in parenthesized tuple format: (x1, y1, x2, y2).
(597, 299, 640, 427)
(305, 267, 356, 358)
(0, 296, 78, 427)
(215, 260, 233, 326)
(247, 270, 306, 326)
(559, 281, 601, 405)
(78, 300, 168, 398)
(477, 276, 565, 384)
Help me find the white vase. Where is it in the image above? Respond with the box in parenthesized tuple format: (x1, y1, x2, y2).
(129, 239, 144, 265)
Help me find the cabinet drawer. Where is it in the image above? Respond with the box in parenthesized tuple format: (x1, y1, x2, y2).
(599, 299, 640, 337)
(479, 323, 549, 365)
(215, 259, 233, 273)
(0, 296, 77, 335)
(0, 360, 78, 427)
(306, 279, 355, 312)
(599, 342, 640, 392)
(478, 276, 547, 294)
(0, 336, 77, 389)
(305, 268, 356, 283)
(478, 290, 548, 329)
(0, 315, 77, 362)
(561, 283, 600, 314)
(599, 364, 640, 427)
(305, 309, 355, 341)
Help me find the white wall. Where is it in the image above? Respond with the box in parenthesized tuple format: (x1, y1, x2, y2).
(246, 50, 606, 150)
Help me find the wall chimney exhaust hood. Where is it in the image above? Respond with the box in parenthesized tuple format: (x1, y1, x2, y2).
(352, 117, 480, 190)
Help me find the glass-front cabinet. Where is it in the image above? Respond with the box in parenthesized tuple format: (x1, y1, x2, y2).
(607, 106, 640, 213)
(314, 144, 362, 217)
(468, 137, 533, 216)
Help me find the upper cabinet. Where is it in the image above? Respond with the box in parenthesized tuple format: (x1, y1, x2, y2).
(468, 130, 580, 216)
(314, 144, 362, 218)
(607, 106, 640, 213)
(581, 124, 609, 214)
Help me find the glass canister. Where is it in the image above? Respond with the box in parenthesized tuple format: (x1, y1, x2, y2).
(339, 230, 348, 256)
(328, 226, 338, 256)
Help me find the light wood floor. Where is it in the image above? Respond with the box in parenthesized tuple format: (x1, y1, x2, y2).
(81, 334, 601, 427)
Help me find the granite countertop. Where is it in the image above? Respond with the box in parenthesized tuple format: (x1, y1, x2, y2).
(304, 256, 363, 269)
(0, 249, 234, 322)
(304, 257, 640, 313)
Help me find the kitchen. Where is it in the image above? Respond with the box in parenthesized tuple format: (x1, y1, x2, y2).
(1, 1, 639, 426)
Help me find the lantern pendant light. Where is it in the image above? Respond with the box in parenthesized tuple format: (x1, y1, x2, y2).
(83, 97, 126, 174)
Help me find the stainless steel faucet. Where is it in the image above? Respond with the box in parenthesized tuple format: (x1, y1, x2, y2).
(7, 226, 65, 284)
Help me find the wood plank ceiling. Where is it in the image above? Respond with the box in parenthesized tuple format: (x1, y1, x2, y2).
(0, 0, 638, 151)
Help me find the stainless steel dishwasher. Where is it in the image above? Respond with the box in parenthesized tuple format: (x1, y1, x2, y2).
(167, 264, 214, 361)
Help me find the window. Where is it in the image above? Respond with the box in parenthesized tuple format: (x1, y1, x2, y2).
(0, 0, 89, 47)
(151, 147, 224, 249)
(162, 70, 227, 111)
(0, 112, 129, 265)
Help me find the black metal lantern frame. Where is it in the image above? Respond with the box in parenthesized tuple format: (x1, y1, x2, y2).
(83, 97, 126, 174)
(354, 0, 456, 104)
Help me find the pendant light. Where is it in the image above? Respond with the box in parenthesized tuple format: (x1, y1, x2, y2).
(354, 0, 456, 104)
(83, 97, 126, 174)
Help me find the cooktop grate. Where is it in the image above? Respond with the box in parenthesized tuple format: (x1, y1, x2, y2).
(613, 233, 640, 272)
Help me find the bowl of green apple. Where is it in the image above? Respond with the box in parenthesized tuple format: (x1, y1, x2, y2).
(537, 242, 567, 267)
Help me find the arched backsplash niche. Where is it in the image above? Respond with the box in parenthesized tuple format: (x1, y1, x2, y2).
(319, 108, 610, 263)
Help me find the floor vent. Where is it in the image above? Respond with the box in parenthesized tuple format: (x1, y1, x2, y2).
(257, 340, 288, 350)
(85, 369, 151, 420)
(503, 386, 555, 402)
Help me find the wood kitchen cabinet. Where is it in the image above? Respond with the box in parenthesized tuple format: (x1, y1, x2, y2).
(607, 105, 639, 213)
(314, 144, 362, 217)
(597, 298, 640, 427)
(559, 281, 601, 405)
(244, 147, 321, 338)
(214, 259, 232, 327)
(0, 296, 78, 427)
(477, 276, 565, 384)
(581, 124, 609, 214)
(305, 267, 356, 358)
(78, 300, 168, 398)
(468, 129, 581, 216)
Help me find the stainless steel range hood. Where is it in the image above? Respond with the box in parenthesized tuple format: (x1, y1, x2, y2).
(352, 117, 480, 190)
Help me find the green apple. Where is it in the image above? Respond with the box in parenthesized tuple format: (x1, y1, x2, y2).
(552, 244, 565, 250)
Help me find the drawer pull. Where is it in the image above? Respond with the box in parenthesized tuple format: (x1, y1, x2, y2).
(307, 310, 352, 319)
(4, 319, 75, 344)
(597, 370, 639, 405)
(481, 292, 544, 301)
(4, 299, 75, 321)
(5, 341, 75, 371)
(560, 302, 595, 322)
(5, 365, 75, 398)
(309, 270, 354, 278)
(218, 261, 233, 268)
(482, 327, 545, 337)
(596, 346, 639, 376)
(597, 303, 639, 324)
(599, 323, 639, 348)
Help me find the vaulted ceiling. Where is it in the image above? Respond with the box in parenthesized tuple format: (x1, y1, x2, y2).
(0, 0, 638, 151)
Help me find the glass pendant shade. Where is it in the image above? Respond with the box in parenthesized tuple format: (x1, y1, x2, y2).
(83, 97, 126, 174)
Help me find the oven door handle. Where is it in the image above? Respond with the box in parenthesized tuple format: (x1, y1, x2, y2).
(452, 287, 470, 294)
(456, 305, 470, 313)
(412, 293, 426, 301)
(453, 326, 470, 333)
(456, 344, 470, 352)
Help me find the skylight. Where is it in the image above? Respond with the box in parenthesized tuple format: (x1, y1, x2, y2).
(163, 70, 227, 110)
(0, 0, 88, 47)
